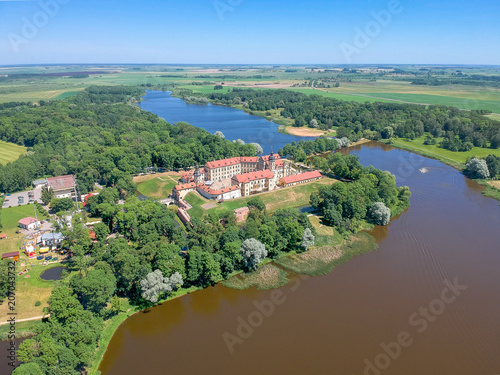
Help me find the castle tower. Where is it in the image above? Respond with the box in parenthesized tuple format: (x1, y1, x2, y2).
(193, 167, 203, 184)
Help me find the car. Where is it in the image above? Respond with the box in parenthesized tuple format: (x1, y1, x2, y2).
(44, 256, 52, 260)
(36, 255, 44, 260)
(52, 257, 58, 261)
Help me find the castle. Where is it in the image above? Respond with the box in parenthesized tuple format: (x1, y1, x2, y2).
(172, 152, 322, 202)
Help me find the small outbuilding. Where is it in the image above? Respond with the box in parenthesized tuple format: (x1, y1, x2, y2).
(18, 217, 41, 230)
(2, 251, 20, 261)
(25, 245, 36, 257)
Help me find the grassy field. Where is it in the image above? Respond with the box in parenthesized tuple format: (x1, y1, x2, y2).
(287, 88, 393, 103)
(0, 140, 26, 165)
(222, 263, 289, 290)
(486, 114, 500, 121)
(392, 135, 500, 165)
(188, 178, 339, 218)
(0, 204, 48, 254)
(136, 175, 180, 198)
(363, 93, 500, 112)
(274, 231, 377, 276)
(0, 262, 65, 322)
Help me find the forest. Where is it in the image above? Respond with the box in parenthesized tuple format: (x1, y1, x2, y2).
(177, 88, 500, 152)
(0, 86, 256, 194)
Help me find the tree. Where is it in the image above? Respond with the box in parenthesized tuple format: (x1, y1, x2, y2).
(464, 158, 490, 179)
(110, 295, 124, 315)
(247, 196, 266, 211)
(309, 119, 319, 128)
(140, 269, 172, 303)
(12, 363, 43, 375)
(214, 131, 225, 139)
(93, 222, 110, 243)
(240, 238, 267, 270)
(301, 228, 315, 250)
(70, 268, 117, 313)
(250, 142, 263, 155)
(369, 202, 391, 226)
(485, 155, 500, 178)
(0, 260, 8, 301)
(40, 188, 53, 205)
(50, 197, 75, 213)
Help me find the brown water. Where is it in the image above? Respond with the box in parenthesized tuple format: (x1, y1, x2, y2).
(99, 142, 500, 375)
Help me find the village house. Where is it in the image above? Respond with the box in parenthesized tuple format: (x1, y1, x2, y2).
(39, 232, 64, 247)
(18, 217, 40, 230)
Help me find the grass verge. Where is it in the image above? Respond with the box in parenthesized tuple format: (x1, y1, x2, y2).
(222, 263, 289, 290)
(274, 232, 377, 276)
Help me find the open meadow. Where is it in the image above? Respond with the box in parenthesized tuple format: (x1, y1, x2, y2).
(0, 140, 26, 165)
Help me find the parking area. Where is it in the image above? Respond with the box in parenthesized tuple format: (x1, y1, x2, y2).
(2, 186, 42, 208)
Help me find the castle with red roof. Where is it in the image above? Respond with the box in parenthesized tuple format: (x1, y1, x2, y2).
(173, 152, 322, 201)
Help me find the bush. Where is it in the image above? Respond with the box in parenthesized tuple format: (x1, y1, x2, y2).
(35, 301, 41, 307)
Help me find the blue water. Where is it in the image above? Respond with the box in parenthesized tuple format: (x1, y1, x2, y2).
(139, 90, 314, 155)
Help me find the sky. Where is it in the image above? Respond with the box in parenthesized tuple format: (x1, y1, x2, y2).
(0, 0, 499, 65)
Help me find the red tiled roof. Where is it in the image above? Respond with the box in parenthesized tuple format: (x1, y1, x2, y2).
(261, 154, 281, 161)
(18, 217, 38, 226)
(240, 157, 258, 163)
(197, 184, 240, 195)
(232, 170, 274, 183)
(47, 175, 75, 190)
(206, 157, 242, 169)
(174, 182, 198, 191)
(181, 168, 204, 178)
(283, 170, 322, 184)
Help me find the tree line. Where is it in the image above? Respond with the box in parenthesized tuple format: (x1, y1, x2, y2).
(177, 88, 500, 152)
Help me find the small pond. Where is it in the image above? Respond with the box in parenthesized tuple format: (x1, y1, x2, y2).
(40, 266, 67, 281)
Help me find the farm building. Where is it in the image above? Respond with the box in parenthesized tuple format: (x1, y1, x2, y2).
(46, 174, 77, 199)
(2, 251, 20, 261)
(18, 217, 40, 230)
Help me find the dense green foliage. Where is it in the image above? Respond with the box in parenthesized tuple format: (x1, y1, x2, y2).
(310, 153, 411, 232)
(464, 155, 500, 179)
(0, 86, 255, 193)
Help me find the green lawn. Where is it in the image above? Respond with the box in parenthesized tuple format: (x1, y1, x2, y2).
(1, 204, 48, 249)
(136, 177, 178, 198)
(0, 140, 26, 165)
(392, 135, 500, 165)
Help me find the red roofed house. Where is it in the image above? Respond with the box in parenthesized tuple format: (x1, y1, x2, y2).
(282, 170, 322, 187)
(18, 217, 40, 230)
(197, 184, 241, 200)
(46, 174, 76, 199)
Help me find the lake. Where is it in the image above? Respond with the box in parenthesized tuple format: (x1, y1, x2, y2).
(99, 97, 500, 375)
(139, 90, 315, 155)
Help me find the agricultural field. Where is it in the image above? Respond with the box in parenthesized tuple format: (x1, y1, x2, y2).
(0, 140, 26, 164)
(2, 66, 500, 114)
